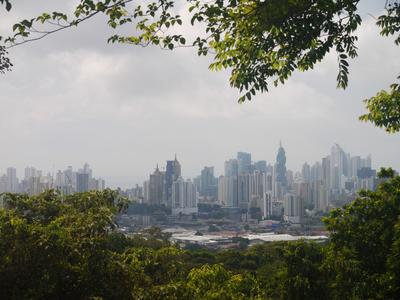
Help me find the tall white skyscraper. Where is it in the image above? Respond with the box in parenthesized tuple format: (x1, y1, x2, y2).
(330, 144, 348, 191)
(172, 177, 198, 215)
(284, 193, 303, 224)
(6, 167, 18, 193)
(218, 176, 238, 208)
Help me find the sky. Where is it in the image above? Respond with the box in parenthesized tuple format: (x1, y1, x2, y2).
(0, 1, 399, 188)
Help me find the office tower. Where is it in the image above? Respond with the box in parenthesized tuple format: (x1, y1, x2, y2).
(322, 156, 331, 189)
(275, 142, 287, 187)
(76, 173, 89, 192)
(6, 167, 18, 193)
(350, 156, 361, 178)
(143, 180, 150, 203)
(164, 155, 181, 207)
(286, 170, 294, 187)
(249, 171, 264, 201)
(200, 166, 217, 199)
(171, 177, 198, 215)
(310, 162, 323, 182)
(126, 184, 144, 202)
(82, 163, 92, 179)
(24, 167, 37, 180)
(301, 163, 311, 182)
(311, 180, 329, 212)
(55, 170, 64, 188)
(218, 175, 238, 207)
(238, 173, 250, 209)
(357, 167, 376, 191)
(295, 181, 311, 209)
(90, 178, 105, 191)
(0, 175, 7, 193)
(284, 193, 303, 224)
(193, 175, 201, 193)
(28, 176, 43, 196)
(248, 171, 264, 212)
(237, 152, 252, 174)
(361, 155, 372, 169)
(263, 172, 273, 193)
(224, 159, 239, 177)
(149, 165, 165, 205)
(254, 160, 267, 173)
(330, 144, 350, 191)
(263, 191, 273, 219)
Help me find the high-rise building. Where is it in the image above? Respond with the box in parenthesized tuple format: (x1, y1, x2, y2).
(143, 180, 150, 203)
(350, 156, 361, 178)
(218, 175, 238, 207)
(275, 142, 287, 187)
(263, 191, 273, 219)
(76, 173, 89, 192)
(301, 163, 311, 182)
(0, 175, 8, 193)
(238, 173, 250, 209)
(224, 159, 238, 177)
(311, 180, 329, 212)
(254, 160, 267, 173)
(361, 155, 372, 169)
(322, 156, 331, 188)
(28, 176, 43, 196)
(237, 152, 252, 174)
(284, 193, 303, 224)
(6, 167, 18, 193)
(149, 165, 165, 206)
(164, 155, 181, 207)
(200, 166, 217, 199)
(310, 162, 323, 182)
(249, 171, 264, 202)
(330, 144, 349, 191)
(171, 177, 198, 215)
(24, 167, 38, 180)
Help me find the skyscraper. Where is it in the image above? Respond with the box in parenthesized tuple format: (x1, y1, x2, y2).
(218, 175, 238, 208)
(330, 144, 348, 190)
(254, 160, 267, 173)
(237, 152, 252, 174)
(275, 142, 287, 187)
(284, 193, 303, 224)
(6, 167, 18, 193)
(238, 173, 250, 209)
(172, 177, 198, 215)
(200, 166, 217, 199)
(301, 162, 311, 182)
(149, 165, 165, 205)
(164, 155, 181, 207)
(76, 173, 89, 192)
(224, 159, 238, 177)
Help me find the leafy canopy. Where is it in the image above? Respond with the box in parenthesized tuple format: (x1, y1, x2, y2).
(1, 173, 400, 299)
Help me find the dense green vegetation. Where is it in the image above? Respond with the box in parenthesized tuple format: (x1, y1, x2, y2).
(0, 170, 399, 299)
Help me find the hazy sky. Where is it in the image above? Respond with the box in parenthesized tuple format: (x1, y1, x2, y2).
(0, 1, 399, 188)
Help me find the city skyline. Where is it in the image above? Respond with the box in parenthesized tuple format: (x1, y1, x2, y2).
(0, 1, 399, 190)
(0, 142, 384, 189)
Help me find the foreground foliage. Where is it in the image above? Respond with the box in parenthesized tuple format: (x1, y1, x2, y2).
(0, 173, 400, 299)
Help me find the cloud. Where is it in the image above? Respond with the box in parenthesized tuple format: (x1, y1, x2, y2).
(0, 1, 399, 188)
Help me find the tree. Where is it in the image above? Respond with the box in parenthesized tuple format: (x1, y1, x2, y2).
(359, 88, 400, 133)
(323, 173, 400, 298)
(0, 189, 135, 299)
(280, 241, 328, 300)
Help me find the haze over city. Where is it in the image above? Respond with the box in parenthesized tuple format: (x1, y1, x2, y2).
(1, 0, 399, 188)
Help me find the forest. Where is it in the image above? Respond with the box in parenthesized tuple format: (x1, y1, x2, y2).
(0, 169, 399, 299)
